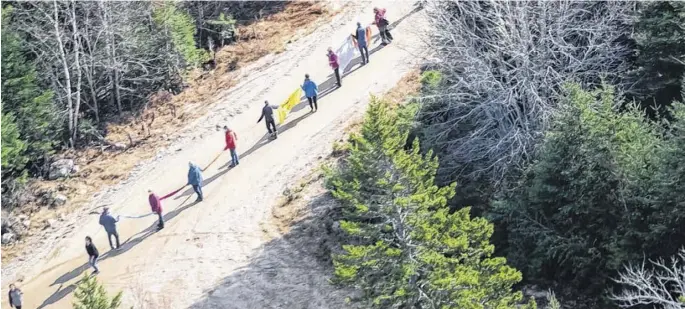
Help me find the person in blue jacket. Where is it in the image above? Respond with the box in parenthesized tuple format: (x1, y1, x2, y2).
(352, 22, 369, 64)
(187, 161, 204, 202)
(301, 74, 319, 112)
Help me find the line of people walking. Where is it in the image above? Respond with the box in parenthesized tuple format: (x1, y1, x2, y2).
(8, 8, 397, 306)
(2, 11, 395, 306)
(89, 4, 392, 274)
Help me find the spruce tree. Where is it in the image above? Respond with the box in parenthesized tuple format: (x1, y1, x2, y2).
(153, 3, 209, 69)
(1, 113, 28, 180)
(72, 274, 122, 309)
(329, 99, 533, 308)
(1, 6, 57, 206)
(495, 83, 685, 302)
(1, 6, 57, 174)
(630, 1, 685, 109)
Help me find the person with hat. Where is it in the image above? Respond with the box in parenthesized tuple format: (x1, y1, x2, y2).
(98, 207, 120, 250)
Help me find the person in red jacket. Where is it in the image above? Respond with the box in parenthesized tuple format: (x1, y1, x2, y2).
(148, 189, 165, 230)
(327, 47, 341, 87)
(373, 7, 393, 45)
(223, 126, 239, 167)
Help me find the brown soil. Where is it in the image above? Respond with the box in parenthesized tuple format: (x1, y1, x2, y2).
(1, 2, 343, 263)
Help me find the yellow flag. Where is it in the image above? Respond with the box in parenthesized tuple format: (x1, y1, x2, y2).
(278, 88, 303, 124)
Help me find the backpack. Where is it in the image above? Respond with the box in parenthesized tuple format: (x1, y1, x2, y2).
(379, 17, 389, 27)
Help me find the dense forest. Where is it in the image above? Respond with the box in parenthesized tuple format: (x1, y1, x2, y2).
(327, 1, 685, 308)
(3, 0, 685, 308)
(0, 1, 294, 208)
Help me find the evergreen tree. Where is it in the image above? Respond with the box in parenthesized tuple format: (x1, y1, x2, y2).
(1, 6, 58, 207)
(495, 83, 685, 303)
(1, 113, 28, 181)
(1, 6, 57, 177)
(630, 1, 685, 110)
(328, 99, 533, 308)
(72, 274, 122, 309)
(153, 3, 209, 69)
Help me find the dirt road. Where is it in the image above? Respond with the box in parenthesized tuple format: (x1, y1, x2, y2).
(1, 1, 427, 308)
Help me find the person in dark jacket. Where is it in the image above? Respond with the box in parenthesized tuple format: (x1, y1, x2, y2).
(187, 162, 204, 202)
(8, 283, 23, 309)
(85, 236, 100, 275)
(224, 126, 239, 167)
(98, 207, 120, 250)
(257, 101, 279, 138)
(327, 48, 341, 87)
(301, 74, 319, 112)
(352, 22, 369, 64)
(373, 7, 393, 44)
(148, 190, 165, 230)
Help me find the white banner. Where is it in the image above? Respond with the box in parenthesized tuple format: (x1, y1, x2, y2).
(336, 36, 357, 72)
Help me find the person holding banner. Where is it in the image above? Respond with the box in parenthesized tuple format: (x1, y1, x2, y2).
(327, 48, 341, 87)
(258, 101, 279, 139)
(148, 190, 166, 230)
(352, 22, 370, 64)
(224, 126, 239, 166)
(301, 74, 319, 112)
(187, 162, 204, 202)
(99, 207, 120, 250)
(373, 7, 393, 45)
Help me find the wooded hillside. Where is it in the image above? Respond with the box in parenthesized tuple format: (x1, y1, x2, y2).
(0, 1, 325, 210)
(412, 0, 685, 307)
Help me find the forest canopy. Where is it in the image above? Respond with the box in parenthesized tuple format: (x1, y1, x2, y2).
(411, 0, 685, 307)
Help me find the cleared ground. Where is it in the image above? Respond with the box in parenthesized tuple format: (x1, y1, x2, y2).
(1, 1, 427, 308)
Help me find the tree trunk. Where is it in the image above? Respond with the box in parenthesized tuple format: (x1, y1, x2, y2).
(70, 0, 83, 145)
(100, 1, 122, 116)
(85, 70, 100, 123)
(113, 68, 121, 113)
(51, 0, 75, 147)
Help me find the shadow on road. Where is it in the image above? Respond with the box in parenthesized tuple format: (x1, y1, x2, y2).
(187, 192, 351, 309)
(40, 198, 198, 307)
(38, 5, 424, 308)
(37, 283, 77, 309)
(176, 111, 313, 194)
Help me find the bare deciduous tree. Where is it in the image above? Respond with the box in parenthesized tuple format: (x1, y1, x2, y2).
(611, 248, 685, 309)
(418, 0, 636, 184)
(10, 1, 180, 146)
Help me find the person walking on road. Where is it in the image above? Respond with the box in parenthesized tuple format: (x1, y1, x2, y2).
(148, 190, 166, 230)
(352, 22, 369, 64)
(223, 126, 239, 167)
(301, 74, 319, 112)
(373, 7, 393, 45)
(257, 101, 279, 139)
(98, 207, 120, 250)
(8, 283, 23, 309)
(85, 236, 100, 275)
(187, 162, 204, 202)
(327, 48, 341, 87)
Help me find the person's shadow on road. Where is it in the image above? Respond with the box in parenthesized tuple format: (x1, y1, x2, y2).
(40, 197, 199, 307)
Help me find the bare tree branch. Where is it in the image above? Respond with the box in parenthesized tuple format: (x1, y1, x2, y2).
(611, 248, 685, 309)
(419, 1, 635, 185)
